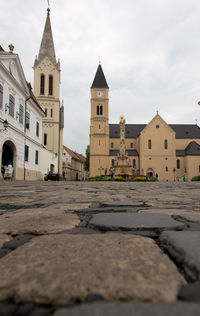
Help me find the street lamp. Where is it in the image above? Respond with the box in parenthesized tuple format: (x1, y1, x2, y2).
(0, 120, 9, 132)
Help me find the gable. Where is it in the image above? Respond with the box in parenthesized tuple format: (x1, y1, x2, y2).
(140, 114, 175, 137)
(0, 53, 28, 93)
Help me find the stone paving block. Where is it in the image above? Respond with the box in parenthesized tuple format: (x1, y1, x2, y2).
(0, 207, 79, 235)
(139, 209, 198, 216)
(89, 213, 185, 231)
(178, 282, 200, 301)
(178, 214, 200, 223)
(0, 234, 10, 248)
(54, 302, 200, 316)
(0, 234, 185, 304)
(100, 202, 145, 207)
(160, 231, 200, 281)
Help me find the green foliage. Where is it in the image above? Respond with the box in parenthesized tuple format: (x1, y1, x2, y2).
(88, 175, 110, 181)
(149, 176, 157, 181)
(84, 145, 90, 171)
(191, 175, 200, 181)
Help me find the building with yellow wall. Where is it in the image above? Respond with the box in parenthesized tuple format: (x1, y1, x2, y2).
(90, 64, 200, 181)
(33, 8, 64, 176)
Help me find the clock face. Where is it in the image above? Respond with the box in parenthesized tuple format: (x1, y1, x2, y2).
(97, 91, 103, 98)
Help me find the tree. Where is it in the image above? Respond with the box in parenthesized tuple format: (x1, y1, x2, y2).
(84, 145, 90, 171)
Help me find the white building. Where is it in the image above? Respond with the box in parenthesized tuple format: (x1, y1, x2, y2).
(0, 44, 57, 180)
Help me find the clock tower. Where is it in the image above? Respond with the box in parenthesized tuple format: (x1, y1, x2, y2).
(90, 63, 110, 177)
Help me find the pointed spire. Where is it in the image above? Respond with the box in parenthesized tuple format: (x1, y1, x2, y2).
(37, 8, 57, 66)
(91, 64, 109, 89)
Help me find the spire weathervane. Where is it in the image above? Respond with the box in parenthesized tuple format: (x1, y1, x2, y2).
(47, 0, 50, 14)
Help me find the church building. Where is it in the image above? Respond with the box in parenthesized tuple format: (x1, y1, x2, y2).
(33, 8, 64, 176)
(90, 64, 200, 181)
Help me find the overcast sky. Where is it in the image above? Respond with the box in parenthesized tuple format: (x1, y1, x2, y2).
(1, 0, 200, 154)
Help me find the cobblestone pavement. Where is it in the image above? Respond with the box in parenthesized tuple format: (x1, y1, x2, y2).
(0, 180, 200, 315)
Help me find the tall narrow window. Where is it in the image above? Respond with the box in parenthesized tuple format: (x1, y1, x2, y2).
(49, 75, 53, 95)
(19, 104, 24, 124)
(0, 84, 3, 109)
(50, 108, 53, 117)
(133, 159, 136, 168)
(97, 105, 99, 115)
(111, 142, 114, 148)
(177, 159, 180, 169)
(45, 108, 47, 117)
(25, 112, 30, 130)
(9, 94, 14, 117)
(36, 121, 39, 137)
(112, 159, 115, 167)
(148, 139, 152, 149)
(40, 74, 45, 95)
(25, 145, 29, 162)
(100, 105, 103, 115)
(44, 133, 47, 146)
(130, 143, 134, 148)
(35, 150, 39, 165)
(165, 166, 168, 172)
(164, 139, 168, 150)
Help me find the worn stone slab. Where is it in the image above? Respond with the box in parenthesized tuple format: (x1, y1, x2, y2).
(0, 235, 10, 248)
(54, 302, 200, 316)
(178, 214, 200, 223)
(178, 282, 200, 301)
(0, 207, 79, 235)
(0, 234, 185, 304)
(89, 213, 185, 231)
(76, 207, 139, 213)
(160, 231, 200, 281)
(139, 209, 199, 216)
(100, 202, 145, 207)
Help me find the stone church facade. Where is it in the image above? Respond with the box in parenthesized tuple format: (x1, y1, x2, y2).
(33, 8, 64, 176)
(90, 64, 200, 181)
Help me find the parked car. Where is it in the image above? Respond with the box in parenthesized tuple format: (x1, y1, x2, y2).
(44, 171, 59, 181)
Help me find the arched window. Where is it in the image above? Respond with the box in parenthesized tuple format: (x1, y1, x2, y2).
(177, 159, 180, 169)
(0, 84, 3, 109)
(164, 139, 168, 149)
(50, 108, 53, 117)
(96, 105, 99, 115)
(100, 105, 103, 115)
(45, 108, 47, 117)
(40, 74, 45, 95)
(44, 133, 47, 146)
(49, 75, 53, 95)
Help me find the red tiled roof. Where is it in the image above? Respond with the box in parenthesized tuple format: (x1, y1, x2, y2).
(63, 145, 85, 162)
(30, 90, 45, 114)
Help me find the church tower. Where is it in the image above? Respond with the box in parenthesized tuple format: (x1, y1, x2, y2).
(90, 63, 110, 177)
(33, 7, 64, 176)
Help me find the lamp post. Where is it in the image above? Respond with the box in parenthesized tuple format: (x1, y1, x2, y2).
(0, 120, 9, 132)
